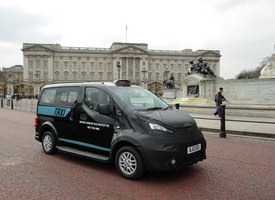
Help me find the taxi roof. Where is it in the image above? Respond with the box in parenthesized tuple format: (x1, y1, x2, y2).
(41, 80, 139, 89)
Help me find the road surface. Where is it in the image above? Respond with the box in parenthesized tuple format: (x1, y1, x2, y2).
(0, 108, 274, 199)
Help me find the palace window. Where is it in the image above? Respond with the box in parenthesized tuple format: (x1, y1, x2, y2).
(55, 62, 59, 68)
(29, 61, 33, 67)
(148, 64, 151, 70)
(99, 74, 102, 80)
(99, 63, 102, 69)
(30, 73, 33, 80)
(91, 74, 94, 80)
(148, 75, 151, 81)
(135, 64, 138, 69)
(185, 64, 188, 70)
(44, 61, 47, 68)
(44, 74, 47, 81)
(108, 63, 111, 69)
(65, 74, 68, 80)
(108, 74, 111, 80)
(36, 61, 40, 67)
(178, 64, 181, 70)
(73, 62, 77, 68)
(64, 62, 68, 68)
(82, 63, 85, 69)
(178, 74, 181, 81)
(171, 64, 173, 70)
(55, 74, 59, 80)
(91, 63, 94, 68)
(156, 64, 159, 70)
(156, 74, 159, 81)
(129, 63, 132, 69)
(73, 74, 77, 80)
(82, 74, 85, 80)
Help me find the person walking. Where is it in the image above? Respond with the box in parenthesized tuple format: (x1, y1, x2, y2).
(215, 90, 223, 118)
(6, 93, 11, 106)
(15, 94, 20, 106)
(214, 87, 226, 117)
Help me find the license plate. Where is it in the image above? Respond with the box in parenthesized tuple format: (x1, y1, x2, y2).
(187, 144, 201, 154)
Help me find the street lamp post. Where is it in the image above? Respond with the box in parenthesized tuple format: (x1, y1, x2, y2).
(3, 80, 7, 97)
(117, 62, 121, 79)
(141, 67, 147, 89)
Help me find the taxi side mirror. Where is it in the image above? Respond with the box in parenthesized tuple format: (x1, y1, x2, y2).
(99, 104, 111, 116)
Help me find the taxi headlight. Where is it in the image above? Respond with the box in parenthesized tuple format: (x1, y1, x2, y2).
(149, 123, 173, 133)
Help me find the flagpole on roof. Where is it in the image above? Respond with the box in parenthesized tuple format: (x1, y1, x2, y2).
(126, 23, 127, 43)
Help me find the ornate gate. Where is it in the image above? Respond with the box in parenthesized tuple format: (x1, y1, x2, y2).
(147, 81, 165, 96)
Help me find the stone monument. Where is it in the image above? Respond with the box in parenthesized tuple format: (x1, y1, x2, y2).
(259, 53, 275, 78)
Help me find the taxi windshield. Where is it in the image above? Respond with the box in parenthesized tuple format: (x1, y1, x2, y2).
(112, 87, 169, 111)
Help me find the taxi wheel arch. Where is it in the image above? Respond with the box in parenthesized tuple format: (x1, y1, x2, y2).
(42, 131, 57, 154)
(115, 145, 145, 180)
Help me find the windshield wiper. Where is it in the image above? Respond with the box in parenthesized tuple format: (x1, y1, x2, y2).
(146, 107, 163, 111)
(164, 106, 170, 110)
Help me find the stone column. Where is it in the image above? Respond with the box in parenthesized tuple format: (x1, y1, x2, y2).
(23, 55, 29, 81)
(7, 81, 14, 95)
(140, 58, 143, 78)
(126, 57, 129, 80)
(113, 58, 117, 80)
(133, 57, 135, 81)
(34, 81, 41, 96)
(119, 57, 122, 79)
(48, 53, 54, 81)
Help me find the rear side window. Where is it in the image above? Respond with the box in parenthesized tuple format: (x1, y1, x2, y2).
(40, 89, 57, 105)
(39, 87, 80, 106)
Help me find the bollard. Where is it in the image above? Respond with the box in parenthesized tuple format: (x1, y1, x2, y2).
(1, 99, 3, 108)
(11, 100, 13, 109)
(175, 103, 180, 110)
(220, 104, 226, 138)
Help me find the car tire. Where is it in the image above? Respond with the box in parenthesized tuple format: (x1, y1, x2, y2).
(115, 145, 145, 180)
(42, 131, 57, 154)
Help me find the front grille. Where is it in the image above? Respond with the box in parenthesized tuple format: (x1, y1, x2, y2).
(182, 151, 205, 164)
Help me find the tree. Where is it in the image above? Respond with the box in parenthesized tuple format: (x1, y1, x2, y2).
(235, 58, 269, 79)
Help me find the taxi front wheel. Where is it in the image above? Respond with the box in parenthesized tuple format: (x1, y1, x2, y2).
(115, 146, 145, 180)
(42, 131, 57, 154)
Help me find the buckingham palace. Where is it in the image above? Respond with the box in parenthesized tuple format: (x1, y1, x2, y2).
(21, 42, 221, 94)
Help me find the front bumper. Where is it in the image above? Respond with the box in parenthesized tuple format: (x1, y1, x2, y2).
(138, 126, 207, 172)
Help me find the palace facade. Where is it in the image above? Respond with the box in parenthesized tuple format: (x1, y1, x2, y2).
(22, 42, 221, 90)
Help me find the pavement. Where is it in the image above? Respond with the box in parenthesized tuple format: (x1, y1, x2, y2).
(189, 113, 275, 139)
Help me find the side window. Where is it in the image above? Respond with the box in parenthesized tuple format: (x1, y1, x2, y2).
(85, 88, 110, 112)
(40, 88, 57, 105)
(55, 87, 80, 106)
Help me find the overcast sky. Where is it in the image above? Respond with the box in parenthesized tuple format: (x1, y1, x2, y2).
(0, 0, 274, 79)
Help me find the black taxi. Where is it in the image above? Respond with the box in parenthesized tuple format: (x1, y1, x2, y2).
(35, 80, 206, 179)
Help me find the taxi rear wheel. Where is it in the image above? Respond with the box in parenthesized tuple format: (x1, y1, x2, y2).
(42, 131, 57, 154)
(115, 146, 145, 180)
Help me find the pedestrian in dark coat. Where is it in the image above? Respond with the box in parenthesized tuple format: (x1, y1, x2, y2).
(216, 91, 223, 117)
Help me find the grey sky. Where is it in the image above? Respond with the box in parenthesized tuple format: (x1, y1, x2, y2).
(0, 0, 274, 79)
